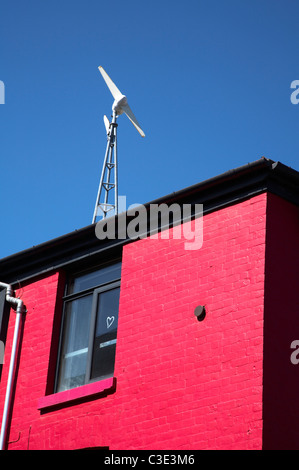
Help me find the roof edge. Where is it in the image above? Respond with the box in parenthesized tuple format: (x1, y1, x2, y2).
(0, 157, 298, 284)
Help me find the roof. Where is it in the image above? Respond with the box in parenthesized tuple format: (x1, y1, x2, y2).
(0, 157, 298, 285)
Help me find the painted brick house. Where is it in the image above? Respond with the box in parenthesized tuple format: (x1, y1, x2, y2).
(0, 157, 298, 450)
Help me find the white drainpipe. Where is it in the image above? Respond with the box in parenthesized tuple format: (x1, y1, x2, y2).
(0, 282, 25, 450)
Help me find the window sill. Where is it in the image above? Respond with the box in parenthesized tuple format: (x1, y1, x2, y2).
(37, 377, 115, 411)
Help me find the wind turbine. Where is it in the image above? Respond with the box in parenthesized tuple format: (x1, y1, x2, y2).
(92, 66, 145, 224)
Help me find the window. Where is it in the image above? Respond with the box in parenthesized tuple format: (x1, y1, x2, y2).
(55, 262, 121, 393)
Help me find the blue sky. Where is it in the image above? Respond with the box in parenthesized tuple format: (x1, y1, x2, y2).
(0, 0, 298, 258)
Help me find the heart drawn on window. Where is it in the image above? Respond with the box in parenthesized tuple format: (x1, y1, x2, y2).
(106, 316, 115, 329)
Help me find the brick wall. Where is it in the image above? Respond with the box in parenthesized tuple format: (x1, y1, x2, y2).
(0, 193, 267, 450)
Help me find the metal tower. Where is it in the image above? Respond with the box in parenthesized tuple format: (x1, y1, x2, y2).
(92, 112, 118, 223)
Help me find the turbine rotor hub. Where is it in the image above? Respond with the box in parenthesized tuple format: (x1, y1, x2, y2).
(112, 95, 127, 115)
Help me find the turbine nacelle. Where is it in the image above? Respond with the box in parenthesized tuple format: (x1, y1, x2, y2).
(112, 94, 128, 116)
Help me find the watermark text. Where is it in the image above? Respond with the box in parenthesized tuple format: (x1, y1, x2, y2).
(95, 197, 203, 251)
(290, 340, 299, 364)
(290, 80, 299, 105)
(0, 80, 4, 104)
(0, 341, 4, 364)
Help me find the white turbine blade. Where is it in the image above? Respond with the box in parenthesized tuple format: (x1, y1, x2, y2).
(98, 66, 123, 100)
(122, 103, 145, 138)
(103, 115, 110, 134)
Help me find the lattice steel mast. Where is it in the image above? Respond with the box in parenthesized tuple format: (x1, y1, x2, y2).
(92, 112, 118, 223)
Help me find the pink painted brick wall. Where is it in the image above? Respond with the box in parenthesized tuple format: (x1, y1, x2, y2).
(0, 193, 267, 450)
(115, 194, 266, 450)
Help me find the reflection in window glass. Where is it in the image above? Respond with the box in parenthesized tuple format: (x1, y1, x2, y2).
(56, 294, 93, 392)
(69, 262, 121, 295)
(90, 287, 120, 380)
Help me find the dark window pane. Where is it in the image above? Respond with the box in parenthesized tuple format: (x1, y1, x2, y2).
(69, 262, 121, 294)
(56, 294, 93, 392)
(90, 287, 120, 380)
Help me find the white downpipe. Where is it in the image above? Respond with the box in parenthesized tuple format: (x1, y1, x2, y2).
(0, 282, 24, 450)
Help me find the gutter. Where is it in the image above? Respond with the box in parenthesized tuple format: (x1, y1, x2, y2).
(0, 282, 25, 450)
(0, 158, 298, 286)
